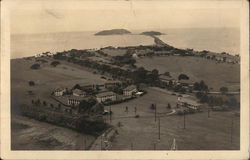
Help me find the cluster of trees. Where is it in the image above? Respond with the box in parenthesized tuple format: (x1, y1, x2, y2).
(30, 63, 40, 69)
(220, 87, 228, 94)
(54, 53, 161, 85)
(112, 53, 136, 67)
(178, 74, 189, 80)
(50, 61, 60, 67)
(20, 104, 109, 135)
(193, 80, 208, 92)
(196, 92, 239, 108)
(78, 98, 98, 113)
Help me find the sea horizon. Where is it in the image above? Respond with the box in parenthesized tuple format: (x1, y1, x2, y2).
(11, 27, 240, 59)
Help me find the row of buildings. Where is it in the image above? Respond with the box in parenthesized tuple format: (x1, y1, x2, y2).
(53, 84, 138, 106)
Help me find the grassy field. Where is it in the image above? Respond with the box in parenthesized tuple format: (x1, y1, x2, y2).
(11, 58, 108, 113)
(136, 56, 240, 91)
(104, 87, 240, 150)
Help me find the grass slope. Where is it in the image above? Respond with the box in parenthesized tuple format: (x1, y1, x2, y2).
(136, 56, 240, 91)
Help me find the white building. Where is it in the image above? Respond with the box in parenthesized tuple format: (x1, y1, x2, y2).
(67, 96, 86, 106)
(159, 75, 177, 85)
(123, 85, 137, 97)
(96, 91, 117, 103)
(54, 88, 66, 96)
(177, 97, 201, 110)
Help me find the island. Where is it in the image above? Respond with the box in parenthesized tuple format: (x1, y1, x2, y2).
(95, 29, 131, 35)
(140, 31, 164, 36)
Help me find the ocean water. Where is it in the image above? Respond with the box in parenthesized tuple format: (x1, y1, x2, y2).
(11, 28, 240, 59)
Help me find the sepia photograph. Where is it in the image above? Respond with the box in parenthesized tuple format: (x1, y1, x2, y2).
(1, 0, 249, 159)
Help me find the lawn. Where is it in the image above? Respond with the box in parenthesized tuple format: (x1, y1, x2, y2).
(104, 87, 240, 150)
(136, 56, 240, 92)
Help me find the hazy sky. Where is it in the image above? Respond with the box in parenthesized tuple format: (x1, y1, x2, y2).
(9, 0, 241, 34)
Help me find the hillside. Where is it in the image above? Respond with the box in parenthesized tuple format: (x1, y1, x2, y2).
(136, 56, 240, 92)
(95, 29, 131, 35)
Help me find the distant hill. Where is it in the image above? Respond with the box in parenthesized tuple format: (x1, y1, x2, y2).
(140, 31, 164, 36)
(95, 29, 131, 35)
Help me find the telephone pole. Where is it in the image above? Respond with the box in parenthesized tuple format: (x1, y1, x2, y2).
(155, 104, 157, 122)
(208, 107, 210, 118)
(158, 117, 161, 140)
(230, 116, 234, 144)
(109, 106, 112, 123)
(84, 136, 87, 150)
(183, 111, 186, 129)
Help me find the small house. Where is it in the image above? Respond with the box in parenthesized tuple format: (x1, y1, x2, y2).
(54, 88, 66, 97)
(159, 75, 177, 85)
(123, 85, 137, 97)
(72, 88, 86, 97)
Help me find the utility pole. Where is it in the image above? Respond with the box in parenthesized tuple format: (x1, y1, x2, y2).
(109, 106, 112, 123)
(100, 135, 103, 150)
(158, 117, 161, 140)
(231, 116, 234, 144)
(183, 111, 186, 129)
(84, 136, 87, 150)
(155, 104, 157, 122)
(134, 106, 137, 116)
(208, 107, 210, 118)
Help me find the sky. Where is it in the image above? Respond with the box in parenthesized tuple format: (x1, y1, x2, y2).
(9, 0, 242, 34)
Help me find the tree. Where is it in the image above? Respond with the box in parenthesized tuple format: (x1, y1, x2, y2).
(43, 101, 47, 106)
(51, 61, 61, 67)
(178, 74, 189, 80)
(30, 64, 40, 69)
(28, 81, 35, 86)
(164, 72, 170, 77)
(150, 104, 156, 110)
(220, 87, 228, 94)
(73, 84, 81, 90)
(167, 103, 171, 109)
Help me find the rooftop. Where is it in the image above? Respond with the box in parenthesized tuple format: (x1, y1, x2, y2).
(96, 91, 116, 98)
(178, 79, 194, 84)
(123, 85, 137, 91)
(159, 75, 174, 81)
(178, 97, 201, 106)
(66, 95, 89, 101)
(73, 88, 86, 95)
(54, 88, 66, 92)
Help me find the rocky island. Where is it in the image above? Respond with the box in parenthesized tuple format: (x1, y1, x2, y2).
(95, 29, 131, 35)
(140, 31, 164, 36)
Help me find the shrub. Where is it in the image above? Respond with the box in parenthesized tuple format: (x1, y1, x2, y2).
(150, 104, 156, 110)
(28, 81, 35, 86)
(30, 64, 40, 69)
(51, 61, 60, 67)
(178, 74, 189, 80)
(220, 87, 228, 94)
